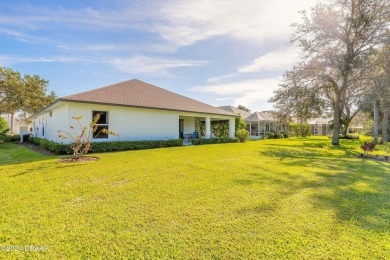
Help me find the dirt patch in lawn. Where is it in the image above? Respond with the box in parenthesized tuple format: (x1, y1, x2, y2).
(59, 156, 99, 163)
(357, 153, 390, 163)
(17, 142, 56, 156)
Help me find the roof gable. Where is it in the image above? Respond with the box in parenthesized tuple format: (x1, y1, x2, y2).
(60, 79, 235, 116)
(218, 106, 252, 119)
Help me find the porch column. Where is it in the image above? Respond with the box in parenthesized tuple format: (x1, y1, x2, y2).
(205, 117, 211, 138)
(229, 118, 235, 138)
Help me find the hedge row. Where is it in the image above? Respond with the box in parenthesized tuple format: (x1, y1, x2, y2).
(89, 139, 183, 153)
(30, 137, 72, 155)
(29, 137, 183, 155)
(3, 134, 20, 143)
(265, 131, 291, 139)
(192, 137, 239, 145)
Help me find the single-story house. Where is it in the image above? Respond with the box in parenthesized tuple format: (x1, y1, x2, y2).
(219, 107, 289, 139)
(30, 79, 236, 144)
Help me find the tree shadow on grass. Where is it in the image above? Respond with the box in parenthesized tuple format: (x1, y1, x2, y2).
(0, 143, 56, 167)
(251, 145, 390, 232)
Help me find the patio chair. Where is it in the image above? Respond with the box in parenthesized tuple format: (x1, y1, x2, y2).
(192, 131, 198, 139)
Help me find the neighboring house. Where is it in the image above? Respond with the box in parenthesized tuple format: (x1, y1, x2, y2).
(30, 79, 236, 144)
(219, 107, 289, 139)
(218, 106, 252, 120)
(220, 106, 333, 138)
(307, 118, 333, 136)
(245, 111, 290, 139)
(1, 114, 32, 135)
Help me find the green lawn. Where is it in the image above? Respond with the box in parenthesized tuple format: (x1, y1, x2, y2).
(0, 137, 389, 259)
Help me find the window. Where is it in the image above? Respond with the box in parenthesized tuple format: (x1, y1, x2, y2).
(92, 111, 109, 139)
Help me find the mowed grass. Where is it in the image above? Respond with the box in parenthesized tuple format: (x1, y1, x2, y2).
(0, 137, 389, 259)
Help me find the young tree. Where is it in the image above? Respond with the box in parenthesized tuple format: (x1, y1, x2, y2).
(58, 114, 118, 160)
(270, 0, 390, 145)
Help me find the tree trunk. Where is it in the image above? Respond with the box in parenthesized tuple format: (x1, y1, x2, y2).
(341, 122, 350, 137)
(382, 106, 389, 143)
(373, 102, 379, 143)
(332, 105, 341, 145)
(10, 113, 14, 133)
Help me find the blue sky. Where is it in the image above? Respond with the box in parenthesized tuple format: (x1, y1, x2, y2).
(0, 0, 316, 111)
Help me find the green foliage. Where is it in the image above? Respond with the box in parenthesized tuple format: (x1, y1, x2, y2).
(235, 117, 247, 134)
(236, 129, 249, 142)
(30, 137, 72, 154)
(89, 139, 183, 153)
(360, 142, 377, 155)
(237, 104, 251, 112)
(384, 142, 390, 156)
(192, 137, 239, 145)
(198, 120, 232, 138)
(265, 131, 286, 139)
(0, 117, 8, 141)
(0, 67, 56, 118)
(211, 121, 229, 138)
(4, 134, 20, 143)
(289, 123, 312, 137)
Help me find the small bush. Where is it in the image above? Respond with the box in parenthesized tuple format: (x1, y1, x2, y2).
(236, 129, 249, 143)
(360, 142, 376, 155)
(289, 123, 312, 137)
(192, 137, 239, 145)
(265, 131, 285, 139)
(4, 134, 20, 143)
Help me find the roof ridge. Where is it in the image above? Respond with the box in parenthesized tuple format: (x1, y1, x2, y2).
(63, 79, 139, 99)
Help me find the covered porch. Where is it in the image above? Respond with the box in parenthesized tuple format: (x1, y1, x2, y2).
(179, 113, 235, 143)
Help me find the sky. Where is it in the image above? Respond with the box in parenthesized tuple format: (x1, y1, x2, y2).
(0, 0, 317, 112)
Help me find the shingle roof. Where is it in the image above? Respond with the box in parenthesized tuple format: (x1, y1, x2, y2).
(60, 79, 235, 116)
(218, 106, 252, 119)
(245, 111, 277, 122)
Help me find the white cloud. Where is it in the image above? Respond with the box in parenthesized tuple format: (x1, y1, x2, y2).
(239, 47, 300, 73)
(110, 56, 207, 75)
(152, 0, 317, 48)
(191, 78, 282, 111)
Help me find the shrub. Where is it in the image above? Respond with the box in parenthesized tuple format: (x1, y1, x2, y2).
(192, 137, 239, 145)
(236, 129, 249, 142)
(265, 131, 285, 139)
(360, 142, 376, 155)
(289, 123, 312, 137)
(4, 134, 20, 143)
(0, 117, 8, 142)
(89, 139, 183, 153)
